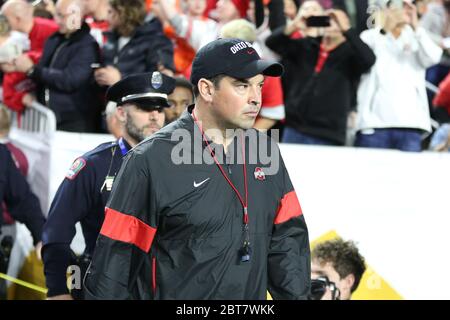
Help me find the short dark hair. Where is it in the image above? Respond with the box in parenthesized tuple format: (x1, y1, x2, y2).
(312, 239, 366, 293)
(193, 74, 227, 99)
(174, 76, 194, 94)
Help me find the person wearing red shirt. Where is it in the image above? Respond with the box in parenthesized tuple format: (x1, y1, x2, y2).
(0, 0, 58, 117)
(82, 0, 110, 46)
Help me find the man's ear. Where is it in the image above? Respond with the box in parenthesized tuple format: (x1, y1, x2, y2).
(116, 105, 126, 123)
(343, 273, 355, 293)
(198, 78, 215, 103)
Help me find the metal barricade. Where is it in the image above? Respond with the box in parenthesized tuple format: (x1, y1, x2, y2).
(10, 102, 56, 134)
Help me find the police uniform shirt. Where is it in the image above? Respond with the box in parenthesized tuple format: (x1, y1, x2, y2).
(0, 144, 44, 244)
(85, 106, 311, 300)
(41, 138, 131, 297)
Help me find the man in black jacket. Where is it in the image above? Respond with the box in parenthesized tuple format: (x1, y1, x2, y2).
(13, 0, 101, 132)
(266, 9, 376, 146)
(84, 38, 311, 300)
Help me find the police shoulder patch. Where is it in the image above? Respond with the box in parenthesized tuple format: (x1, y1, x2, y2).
(66, 157, 87, 180)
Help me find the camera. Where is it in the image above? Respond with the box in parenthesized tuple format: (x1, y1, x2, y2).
(308, 276, 340, 300)
(305, 16, 331, 28)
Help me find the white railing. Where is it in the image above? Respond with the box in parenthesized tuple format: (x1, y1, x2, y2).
(11, 102, 56, 134)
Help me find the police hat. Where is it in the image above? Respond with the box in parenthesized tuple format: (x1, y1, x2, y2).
(106, 72, 176, 109)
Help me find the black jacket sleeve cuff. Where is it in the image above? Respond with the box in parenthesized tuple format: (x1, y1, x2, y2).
(42, 244, 73, 297)
(29, 65, 42, 80)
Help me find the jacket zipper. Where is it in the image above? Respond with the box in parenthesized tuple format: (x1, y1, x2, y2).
(152, 256, 156, 297)
(45, 41, 69, 106)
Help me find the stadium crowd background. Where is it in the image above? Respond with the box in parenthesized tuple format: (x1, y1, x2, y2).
(2, 0, 450, 149)
(1, 0, 450, 300)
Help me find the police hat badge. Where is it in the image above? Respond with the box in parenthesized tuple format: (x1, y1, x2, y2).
(151, 72, 163, 89)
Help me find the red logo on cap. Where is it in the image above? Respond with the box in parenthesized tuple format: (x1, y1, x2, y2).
(247, 49, 255, 55)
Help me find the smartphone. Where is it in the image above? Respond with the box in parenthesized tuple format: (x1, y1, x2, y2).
(306, 16, 331, 28)
(90, 63, 102, 69)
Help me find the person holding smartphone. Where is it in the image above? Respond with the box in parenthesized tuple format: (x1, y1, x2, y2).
(354, 0, 442, 152)
(284, 0, 324, 38)
(266, 4, 376, 146)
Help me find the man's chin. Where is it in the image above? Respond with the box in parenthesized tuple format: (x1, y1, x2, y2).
(235, 120, 256, 130)
(144, 128, 161, 136)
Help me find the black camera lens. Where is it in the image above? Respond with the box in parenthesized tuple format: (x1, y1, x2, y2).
(308, 276, 340, 300)
(308, 277, 328, 300)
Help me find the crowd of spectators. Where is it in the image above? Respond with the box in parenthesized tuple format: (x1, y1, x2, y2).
(0, 0, 449, 152)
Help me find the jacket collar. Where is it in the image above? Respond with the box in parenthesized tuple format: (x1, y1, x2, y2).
(179, 105, 242, 153)
(54, 22, 91, 43)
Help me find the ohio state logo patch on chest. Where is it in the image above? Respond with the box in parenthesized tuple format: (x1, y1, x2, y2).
(254, 167, 266, 181)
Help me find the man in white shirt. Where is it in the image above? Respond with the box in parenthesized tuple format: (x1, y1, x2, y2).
(355, 0, 442, 152)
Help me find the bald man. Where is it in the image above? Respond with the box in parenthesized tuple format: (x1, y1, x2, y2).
(0, 0, 57, 112)
(1, 0, 34, 33)
(54, 0, 84, 34)
(1, 0, 57, 38)
(12, 0, 102, 132)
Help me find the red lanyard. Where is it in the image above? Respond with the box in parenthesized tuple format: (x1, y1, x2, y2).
(192, 110, 248, 222)
(314, 43, 330, 74)
(192, 109, 251, 261)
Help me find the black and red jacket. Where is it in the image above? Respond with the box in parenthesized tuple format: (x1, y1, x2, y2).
(84, 107, 311, 300)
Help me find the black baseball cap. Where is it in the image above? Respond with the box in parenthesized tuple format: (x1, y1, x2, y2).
(190, 38, 284, 86)
(106, 72, 176, 109)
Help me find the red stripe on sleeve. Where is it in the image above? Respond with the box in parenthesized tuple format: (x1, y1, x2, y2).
(274, 191, 303, 225)
(100, 207, 156, 252)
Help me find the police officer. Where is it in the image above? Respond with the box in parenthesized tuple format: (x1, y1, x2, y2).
(41, 72, 176, 300)
(0, 144, 45, 298)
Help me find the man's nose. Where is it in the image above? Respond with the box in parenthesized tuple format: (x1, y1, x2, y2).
(248, 85, 261, 106)
(148, 110, 160, 119)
